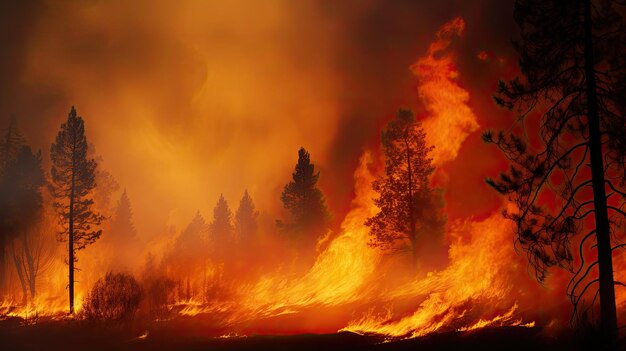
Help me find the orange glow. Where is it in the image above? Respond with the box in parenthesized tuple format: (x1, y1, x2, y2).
(1, 7, 606, 344)
(410, 17, 479, 167)
(342, 211, 534, 338)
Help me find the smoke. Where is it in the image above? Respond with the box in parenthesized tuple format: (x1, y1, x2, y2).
(0, 0, 517, 236)
(1, 1, 585, 334)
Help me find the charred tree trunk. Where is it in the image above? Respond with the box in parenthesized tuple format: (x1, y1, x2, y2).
(11, 240, 27, 305)
(22, 233, 36, 299)
(68, 171, 75, 314)
(583, 0, 617, 344)
(404, 129, 418, 268)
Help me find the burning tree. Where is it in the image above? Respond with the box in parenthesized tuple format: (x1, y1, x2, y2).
(50, 106, 105, 314)
(484, 0, 625, 344)
(366, 109, 444, 268)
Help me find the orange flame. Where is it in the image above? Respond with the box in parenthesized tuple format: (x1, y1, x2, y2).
(342, 211, 534, 338)
(410, 17, 479, 167)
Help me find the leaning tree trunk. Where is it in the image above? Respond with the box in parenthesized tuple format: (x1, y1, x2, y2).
(583, 0, 618, 344)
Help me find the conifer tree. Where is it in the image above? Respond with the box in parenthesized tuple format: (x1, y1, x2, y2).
(109, 189, 137, 243)
(211, 195, 234, 263)
(366, 109, 444, 267)
(235, 190, 258, 244)
(50, 106, 104, 313)
(280, 148, 329, 240)
(484, 0, 626, 343)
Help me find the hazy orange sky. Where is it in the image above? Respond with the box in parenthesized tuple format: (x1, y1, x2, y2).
(0, 0, 519, 236)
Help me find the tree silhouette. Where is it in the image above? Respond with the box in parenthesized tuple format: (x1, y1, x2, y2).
(88, 143, 119, 217)
(109, 189, 137, 243)
(0, 117, 24, 170)
(1, 145, 45, 303)
(211, 194, 234, 264)
(12, 208, 56, 304)
(235, 190, 258, 245)
(49, 106, 104, 314)
(484, 0, 625, 344)
(166, 211, 208, 300)
(0, 118, 25, 289)
(366, 109, 444, 267)
(280, 147, 329, 252)
(102, 189, 138, 272)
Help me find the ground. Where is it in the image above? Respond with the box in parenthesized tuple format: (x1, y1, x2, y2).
(1, 314, 619, 351)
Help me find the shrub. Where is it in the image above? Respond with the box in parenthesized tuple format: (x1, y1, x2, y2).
(82, 272, 142, 322)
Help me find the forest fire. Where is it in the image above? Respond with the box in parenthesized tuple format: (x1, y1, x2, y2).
(1, 1, 625, 350)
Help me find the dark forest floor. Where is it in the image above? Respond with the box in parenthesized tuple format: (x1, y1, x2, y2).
(0, 315, 623, 351)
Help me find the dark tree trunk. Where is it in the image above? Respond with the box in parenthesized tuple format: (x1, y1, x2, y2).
(0, 236, 5, 296)
(405, 130, 417, 268)
(69, 172, 75, 314)
(22, 233, 36, 298)
(583, 0, 618, 344)
(11, 240, 27, 304)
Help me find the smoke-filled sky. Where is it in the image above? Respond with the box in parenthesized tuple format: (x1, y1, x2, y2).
(0, 0, 518, 236)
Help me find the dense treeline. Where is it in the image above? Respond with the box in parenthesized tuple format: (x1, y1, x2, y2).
(0, 101, 446, 318)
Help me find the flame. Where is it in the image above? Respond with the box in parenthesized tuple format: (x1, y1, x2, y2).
(341, 212, 534, 338)
(172, 152, 381, 323)
(2, 17, 546, 340)
(410, 17, 479, 166)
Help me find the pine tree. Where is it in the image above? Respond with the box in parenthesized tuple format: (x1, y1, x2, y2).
(109, 189, 137, 243)
(88, 143, 119, 217)
(211, 195, 234, 263)
(0, 116, 25, 170)
(1, 145, 45, 303)
(280, 147, 329, 238)
(484, 0, 625, 344)
(235, 190, 258, 244)
(167, 210, 209, 298)
(50, 106, 104, 314)
(0, 118, 27, 289)
(366, 109, 444, 267)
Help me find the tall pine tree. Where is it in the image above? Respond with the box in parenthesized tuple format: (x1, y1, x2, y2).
(50, 106, 104, 314)
(366, 109, 445, 268)
(280, 148, 329, 243)
(109, 189, 137, 243)
(235, 190, 258, 244)
(211, 194, 234, 263)
(3, 145, 45, 303)
(0, 117, 25, 288)
(484, 0, 626, 344)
